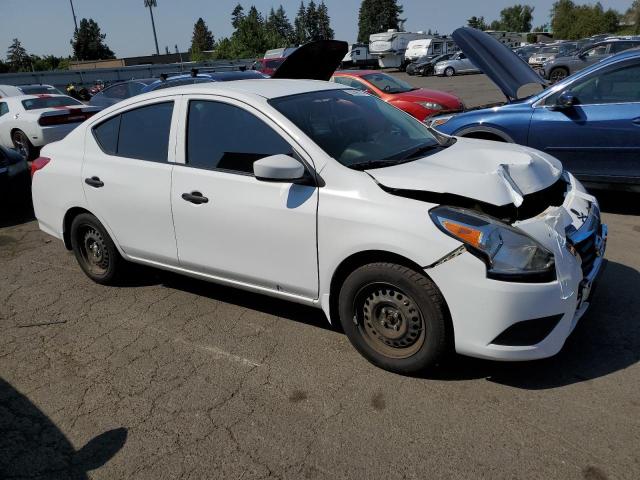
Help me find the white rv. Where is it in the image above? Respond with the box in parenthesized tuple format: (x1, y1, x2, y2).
(404, 37, 459, 63)
(341, 43, 378, 69)
(369, 30, 429, 69)
(264, 47, 298, 59)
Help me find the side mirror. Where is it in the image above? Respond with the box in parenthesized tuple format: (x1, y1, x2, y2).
(555, 91, 576, 109)
(253, 154, 306, 182)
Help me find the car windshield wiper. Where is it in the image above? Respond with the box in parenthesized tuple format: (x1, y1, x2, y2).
(387, 143, 443, 161)
(349, 159, 405, 171)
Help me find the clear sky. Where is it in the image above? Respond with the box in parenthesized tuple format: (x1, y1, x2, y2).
(0, 0, 633, 58)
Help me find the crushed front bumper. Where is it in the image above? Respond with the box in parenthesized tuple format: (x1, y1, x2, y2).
(427, 174, 607, 361)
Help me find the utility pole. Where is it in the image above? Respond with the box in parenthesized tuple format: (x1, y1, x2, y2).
(144, 0, 160, 55)
(69, 0, 78, 32)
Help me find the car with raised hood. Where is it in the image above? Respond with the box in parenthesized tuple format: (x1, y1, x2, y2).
(541, 39, 640, 82)
(32, 39, 606, 374)
(0, 94, 100, 160)
(331, 70, 464, 120)
(430, 27, 640, 191)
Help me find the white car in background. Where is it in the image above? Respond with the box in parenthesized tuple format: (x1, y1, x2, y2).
(31, 77, 607, 374)
(434, 52, 481, 76)
(0, 94, 100, 159)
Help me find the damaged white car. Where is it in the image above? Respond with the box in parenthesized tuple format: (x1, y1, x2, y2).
(32, 72, 606, 373)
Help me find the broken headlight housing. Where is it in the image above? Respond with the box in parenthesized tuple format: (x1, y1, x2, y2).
(430, 206, 556, 282)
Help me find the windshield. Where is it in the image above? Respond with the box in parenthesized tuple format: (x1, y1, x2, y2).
(540, 47, 559, 54)
(21, 96, 82, 110)
(269, 89, 445, 169)
(361, 73, 415, 93)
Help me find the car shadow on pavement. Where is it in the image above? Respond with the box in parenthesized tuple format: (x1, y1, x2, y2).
(161, 272, 333, 332)
(426, 261, 640, 389)
(0, 377, 127, 479)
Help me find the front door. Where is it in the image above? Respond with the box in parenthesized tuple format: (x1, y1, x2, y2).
(529, 60, 640, 182)
(171, 97, 319, 299)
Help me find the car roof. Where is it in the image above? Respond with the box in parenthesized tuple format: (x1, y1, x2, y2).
(122, 79, 347, 103)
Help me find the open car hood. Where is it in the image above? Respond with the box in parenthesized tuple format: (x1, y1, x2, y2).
(271, 40, 348, 81)
(365, 138, 563, 208)
(452, 27, 547, 100)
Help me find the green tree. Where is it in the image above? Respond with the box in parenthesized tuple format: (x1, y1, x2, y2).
(305, 0, 319, 40)
(231, 3, 245, 29)
(551, 0, 620, 39)
(357, 0, 404, 43)
(294, 2, 309, 44)
(71, 18, 115, 60)
(316, 1, 334, 40)
(492, 4, 534, 31)
(625, 0, 640, 34)
(467, 16, 488, 30)
(191, 17, 215, 55)
(265, 6, 295, 48)
(6, 38, 30, 71)
(30, 55, 70, 71)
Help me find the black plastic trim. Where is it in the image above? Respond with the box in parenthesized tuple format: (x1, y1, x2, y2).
(491, 314, 564, 346)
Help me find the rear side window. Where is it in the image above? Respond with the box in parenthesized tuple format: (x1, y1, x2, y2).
(0, 102, 8, 116)
(93, 101, 173, 162)
(186, 100, 293, 174)
(21, 96, 82, 110)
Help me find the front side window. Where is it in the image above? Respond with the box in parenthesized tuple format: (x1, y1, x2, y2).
(186, 100, 293, 174)
(546, 62, 640, 105)
(103, 83, 130, 99)
(270, 89, 447, 169)
(92, 102, 173, 162)
(584, 45, 608, 57)
(0, 102, 8, 116)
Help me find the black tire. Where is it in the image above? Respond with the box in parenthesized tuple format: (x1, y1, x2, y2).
(70, 213, 126, 285)
(444, 67, 455, 77)
(338, 262, 449, 374)
(12, 130, 36, 161)
(549, 67, 569, 83)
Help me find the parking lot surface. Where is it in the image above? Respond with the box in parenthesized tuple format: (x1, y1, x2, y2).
(1, 74, 639, 480)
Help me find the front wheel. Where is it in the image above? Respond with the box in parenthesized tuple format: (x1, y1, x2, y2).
(70, 213, 126, 285)
(549, 67, 568, 83)
(338, 263, 449, 374)
(444, 67, 455, 77)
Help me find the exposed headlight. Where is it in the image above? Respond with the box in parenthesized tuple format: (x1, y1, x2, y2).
(417, 101, 443, 111)
(427, 115, 453, 128)
(430, 206, 555, 282)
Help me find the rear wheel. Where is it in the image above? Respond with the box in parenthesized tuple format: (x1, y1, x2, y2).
(444, 67, 455, 77)
(70, 213, 126, 285)
(12, 130, 35, 161)
(338, 262, 449, 374)
(549, 67, 569, 83)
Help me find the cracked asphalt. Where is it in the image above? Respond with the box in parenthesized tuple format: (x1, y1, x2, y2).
(2, 75, 640, 480)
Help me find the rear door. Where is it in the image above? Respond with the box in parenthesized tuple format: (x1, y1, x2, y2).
(529, 59, 640, 182)
(170, 96, 319, 298)
(82, 98, 179, 265)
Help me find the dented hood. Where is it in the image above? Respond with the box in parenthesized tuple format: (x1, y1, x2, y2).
(366, 137, 563, 207)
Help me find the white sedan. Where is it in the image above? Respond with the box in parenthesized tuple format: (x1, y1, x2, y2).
(31, 79, 606, 373)
(0, 94, 99, 160)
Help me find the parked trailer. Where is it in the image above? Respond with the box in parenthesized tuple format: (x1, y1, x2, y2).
(404, 37, 459, 63)
(369, 30, 430, 69)
(341, 43, 378, 69)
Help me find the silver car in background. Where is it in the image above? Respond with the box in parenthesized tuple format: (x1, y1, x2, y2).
(434, 52, 480, 77)
(528, 42, 578, 68)
(541, 39, 640, 82)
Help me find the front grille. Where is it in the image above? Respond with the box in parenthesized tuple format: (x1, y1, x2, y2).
(573, 222, 601, 277)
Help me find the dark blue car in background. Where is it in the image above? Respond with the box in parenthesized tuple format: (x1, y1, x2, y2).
(431, 28, 640, 191)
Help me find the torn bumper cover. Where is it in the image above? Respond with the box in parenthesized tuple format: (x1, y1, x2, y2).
(426, 173, 607, 361)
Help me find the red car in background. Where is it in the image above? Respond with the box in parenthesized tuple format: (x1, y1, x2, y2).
(331, 70, 464, 121)
(252, 57, 286, 76)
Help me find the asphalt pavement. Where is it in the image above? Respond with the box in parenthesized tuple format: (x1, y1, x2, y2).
(1, 74, 639, 480)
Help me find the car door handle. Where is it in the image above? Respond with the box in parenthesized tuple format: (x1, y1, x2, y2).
(181, 191, 209, 204)
(85, 176, 104, 188)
